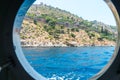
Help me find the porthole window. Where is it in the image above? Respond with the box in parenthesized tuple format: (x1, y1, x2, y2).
(13, 0, 118, 80)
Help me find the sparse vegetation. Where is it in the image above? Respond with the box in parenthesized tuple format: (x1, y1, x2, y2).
(20, 3, 117, 47)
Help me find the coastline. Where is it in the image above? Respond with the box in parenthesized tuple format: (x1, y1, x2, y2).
(21, 39, 116, 48)
(21, 44, 115, 48)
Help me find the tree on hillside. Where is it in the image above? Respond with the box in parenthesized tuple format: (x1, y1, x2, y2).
(71, 33, 76, 38)
(45, 16, 52, 23)
(104, 29, 108, 36)
(48, 20, 56, 28)
(67, 28, 70, 34)
(71, 28, 76, 32)
(101, 26, 104, 33)
(60, 25, 64, 29)
(41, 14, 48, 18)
(76, 28, 79, 32)
(34, 19, 37, 25)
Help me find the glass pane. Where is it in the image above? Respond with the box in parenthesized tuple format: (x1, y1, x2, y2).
(20, 0, 117, 80)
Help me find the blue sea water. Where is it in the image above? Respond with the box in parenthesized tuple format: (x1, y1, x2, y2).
(23, 46, 115, 80)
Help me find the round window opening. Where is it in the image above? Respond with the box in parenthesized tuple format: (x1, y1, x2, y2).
(13, 0, 118, 80)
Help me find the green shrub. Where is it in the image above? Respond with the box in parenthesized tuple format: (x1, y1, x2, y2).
(70, 33, 76, 38)
(71, 28, 76, 32)
(34, 19, 37, 25)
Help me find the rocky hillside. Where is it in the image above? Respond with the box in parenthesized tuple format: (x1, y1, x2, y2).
(20, 3, 117, 47)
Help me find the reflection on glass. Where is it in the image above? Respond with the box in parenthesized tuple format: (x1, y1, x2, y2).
(20, 0, 117, 80)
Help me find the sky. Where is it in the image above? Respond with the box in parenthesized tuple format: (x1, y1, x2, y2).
(34, 0, 116, 26)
